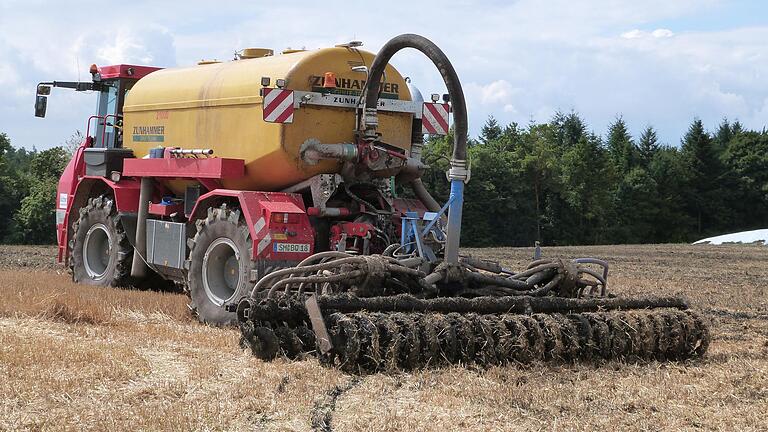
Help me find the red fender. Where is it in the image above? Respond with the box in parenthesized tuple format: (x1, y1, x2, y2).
(57, 174, 141, 264)
(189, 189, 315, 261)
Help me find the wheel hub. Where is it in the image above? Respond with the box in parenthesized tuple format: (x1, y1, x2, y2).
(83, 223, 112, 280)
(202, 238, 241, 306)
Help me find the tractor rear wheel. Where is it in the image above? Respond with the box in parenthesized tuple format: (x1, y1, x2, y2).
(186, 204, 255, 326)
(70, 196, 133, 286)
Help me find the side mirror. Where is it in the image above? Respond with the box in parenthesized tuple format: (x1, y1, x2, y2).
(34, 95, 48, 118)
(35, 85, 51, 118)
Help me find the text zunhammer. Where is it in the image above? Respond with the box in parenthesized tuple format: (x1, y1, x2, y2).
(133, 125, 165, 135)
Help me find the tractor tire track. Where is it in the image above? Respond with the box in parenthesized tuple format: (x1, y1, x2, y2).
(310, 376, 362, 432)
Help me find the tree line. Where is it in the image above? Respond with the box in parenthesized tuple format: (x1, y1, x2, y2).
(1, 112, 767, 246)
(419, 113, 768, 247)
(0, 132, 69, 244)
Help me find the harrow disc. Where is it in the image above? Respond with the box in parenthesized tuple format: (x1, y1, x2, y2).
(240, 308, 710, 373)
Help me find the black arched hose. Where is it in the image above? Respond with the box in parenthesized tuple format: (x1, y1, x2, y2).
(363, 34, 468, 161)
(362, 34, 469, 263)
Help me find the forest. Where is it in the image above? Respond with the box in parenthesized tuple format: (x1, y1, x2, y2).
(1, 112, 766, 246)
(420, 113, 768, 246)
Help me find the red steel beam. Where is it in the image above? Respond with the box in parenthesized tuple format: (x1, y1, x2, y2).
(123, 157, 245, 179)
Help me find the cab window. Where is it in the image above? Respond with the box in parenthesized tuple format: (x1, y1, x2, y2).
(94, 81, 119, 148)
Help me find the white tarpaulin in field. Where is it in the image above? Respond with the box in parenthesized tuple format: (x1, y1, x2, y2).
(693, 229, 768, 245)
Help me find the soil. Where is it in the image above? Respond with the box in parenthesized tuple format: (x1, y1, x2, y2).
(0, 243, 767, 431)
(0, 244, 59, 271)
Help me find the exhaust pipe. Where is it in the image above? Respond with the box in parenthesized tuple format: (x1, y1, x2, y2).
(130, 177, 152, 278)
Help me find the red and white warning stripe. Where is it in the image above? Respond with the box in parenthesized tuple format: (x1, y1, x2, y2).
(262, 88, 295, 123)
(422, 102, 450, 135)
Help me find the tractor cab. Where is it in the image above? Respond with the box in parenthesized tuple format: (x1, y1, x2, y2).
(37, 64, 162, 264)
(35, 64, 161, 148)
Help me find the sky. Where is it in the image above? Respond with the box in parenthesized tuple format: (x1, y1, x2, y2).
(1, 0, 767, 150)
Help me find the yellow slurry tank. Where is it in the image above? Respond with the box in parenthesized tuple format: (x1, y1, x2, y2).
(122, 47, 413, 192)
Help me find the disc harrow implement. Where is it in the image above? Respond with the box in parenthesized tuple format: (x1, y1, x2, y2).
(239, 308, 708, 373)
(236, 254, 710, 373)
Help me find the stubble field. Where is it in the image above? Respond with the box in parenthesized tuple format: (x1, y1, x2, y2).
(0, 244, 766, 431)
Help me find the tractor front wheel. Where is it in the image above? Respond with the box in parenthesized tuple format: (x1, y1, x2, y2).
(70, 196, 133, 286)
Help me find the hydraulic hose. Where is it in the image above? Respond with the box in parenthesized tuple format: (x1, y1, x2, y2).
(407, 111, 443, 214)
(363, 34, 468, 163)
(411, 178, 442, 213)
(363, 34, 468, 263)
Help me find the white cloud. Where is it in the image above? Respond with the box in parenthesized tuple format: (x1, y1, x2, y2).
(621, 29, 645, 39)
(0, 0, 766, 151)
(95, 27, 174, 66)
(622, 28, 675, 39)
(463, 80, 521, 123)
(478, 80, 519, 105)
(70, 25, 177, 69)
(738, 97, 768, 130)
(652, 28, 675, 38)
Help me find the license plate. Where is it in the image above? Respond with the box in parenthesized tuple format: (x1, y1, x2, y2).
(273, 243, 310, 253)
